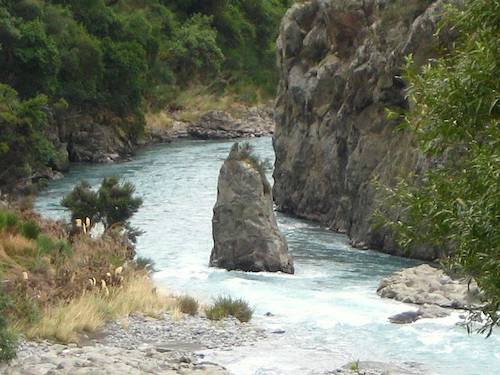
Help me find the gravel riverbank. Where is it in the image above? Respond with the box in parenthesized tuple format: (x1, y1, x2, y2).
(1, 313, 266, 375)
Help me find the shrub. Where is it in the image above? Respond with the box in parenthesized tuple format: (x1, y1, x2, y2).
(9, 285, 41, 326)
(18, 220, 40, 240)
(177, 295, 198, 316)
(134, 256, 155, 271)
(35, 235, 57, 255)
(62, 177, 143, 230)
(0, 285, 17, 362)
(205, 296, 253, 323)
(0, 211, 19, 231)
(97, 177, 143, 229)
(168, 14, 224, 82)
(0, 84, 53, 186)
(60, 180, 99, 226)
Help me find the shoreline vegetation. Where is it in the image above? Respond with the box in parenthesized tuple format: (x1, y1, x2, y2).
(0, 0, 292, 193)
(0, 192, 254, 367)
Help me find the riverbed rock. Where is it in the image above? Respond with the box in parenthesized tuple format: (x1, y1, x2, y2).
(377, 264, 482, 308)
(209, 143, 294, 274)
(188, 107, 274, 140)
(388, 304, 450, 324)
(273, 0, 453, 260)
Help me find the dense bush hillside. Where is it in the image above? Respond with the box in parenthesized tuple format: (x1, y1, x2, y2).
(0, 0, 291, 187)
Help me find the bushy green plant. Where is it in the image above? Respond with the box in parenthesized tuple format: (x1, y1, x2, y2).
(35, 235, 71, 258)
(377, 0, 499, 335)
(205, 296, 253, 323)
(61, 180, 100, 226)
(168, 14, 224, 81)
(18, 221, 40, 240)
(0, 211, 19, 231)
(0, 84, 53, 186)
(62, 177, 143, 230)
(178, 295, 199, 316)
(0, 285, 17, 362)
(97, 177, 143, 229)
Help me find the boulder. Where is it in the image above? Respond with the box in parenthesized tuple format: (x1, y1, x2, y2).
(388, 304, 450, 324)
(209, 143, 294, 274)
(378, 264, 482, 309)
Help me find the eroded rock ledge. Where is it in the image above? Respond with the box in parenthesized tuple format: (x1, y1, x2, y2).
(377, 264, 483, 324)
(273, 0, 450, 260)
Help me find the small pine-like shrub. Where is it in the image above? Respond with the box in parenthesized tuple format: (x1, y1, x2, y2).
(18, 221, 40, 240)
(205, 296, 253, 323)
(178, 295, 198, 316)
(62, 177, 143, 230)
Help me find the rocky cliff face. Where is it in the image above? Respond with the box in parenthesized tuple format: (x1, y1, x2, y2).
(273, 0, 447, 260)
(210, 143, 294, 274)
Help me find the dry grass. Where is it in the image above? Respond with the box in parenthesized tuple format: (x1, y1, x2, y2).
(177, 295, 199, 316)
(1, 233, 35, 259)
(25, 272, 177, 343)
(145, 111, 175, 131)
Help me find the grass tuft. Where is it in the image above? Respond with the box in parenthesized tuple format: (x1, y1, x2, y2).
(177, 295, 199, 316)
(229, 142, 272, 194)
(205, 295, 253, 323)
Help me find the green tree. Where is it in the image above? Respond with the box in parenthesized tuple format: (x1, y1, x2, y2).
(56, 24, 104, 105)
(379, 0, 499, 335)
(0, 84, 53, 185)
(12, 20, 60, 97)
(62, 177, 143, 230)
(102, 39, 147, 114)
(96, 177, 143, 229)
(60, 180, 100, 226)
(167, 14, 224, 82)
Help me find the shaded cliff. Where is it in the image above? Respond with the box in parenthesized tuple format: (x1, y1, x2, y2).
(273, 0, 448, 260)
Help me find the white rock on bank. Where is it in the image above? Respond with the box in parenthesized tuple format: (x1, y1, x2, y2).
(377, 264, 482, 309)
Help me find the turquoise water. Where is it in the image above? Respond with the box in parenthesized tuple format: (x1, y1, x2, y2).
(34, 137, 499, 375)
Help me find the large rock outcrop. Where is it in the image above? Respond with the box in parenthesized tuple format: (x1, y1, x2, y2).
(188, 107, 274, 140)
(210, 143, 294, 274)
(377, 264, 483, 309)
(273, 0, 450, 260)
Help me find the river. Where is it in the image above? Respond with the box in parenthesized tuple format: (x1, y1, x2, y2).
(34, 137, 499, 375)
